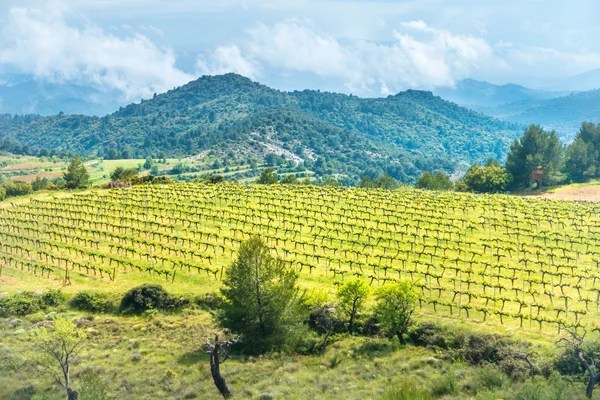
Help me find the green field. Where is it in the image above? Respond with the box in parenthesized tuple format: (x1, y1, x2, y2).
(2, 183, 599, 336)
(3, 183, 600, 398)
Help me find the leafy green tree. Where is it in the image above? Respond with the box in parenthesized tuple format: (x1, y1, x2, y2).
(110, 167, 138, 182)
(323, 177, 340, 187)
(565, 138, 597, 182)
(31, 318, 87, 400)
(2, 180, 33, 197)
(31, 176, 50, 191)
(256, 168, 278, 184)
(0, 185, 5, 201)
(374, 174, 399, 190)
(143, 157, 153, 169)
(280, 174, 298, 184)
(455, 159, 512, 193)
(63, 156, 89, 189)
(505, 125, 564, 190)
(218, 237, 304, 353)
(416, 171, 453, 191)
(336, 279, 369, 333)
(374, 281, 417, 344)
(359, 175, 374, 188)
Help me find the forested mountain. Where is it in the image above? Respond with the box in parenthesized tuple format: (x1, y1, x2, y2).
(486, 90, 600, 139)
(0, 74, 522, 183)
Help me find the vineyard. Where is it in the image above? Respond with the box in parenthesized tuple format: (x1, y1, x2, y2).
(2, 183, 600, 335)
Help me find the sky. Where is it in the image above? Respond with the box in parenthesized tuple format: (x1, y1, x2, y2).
(0, 0, 599, 101)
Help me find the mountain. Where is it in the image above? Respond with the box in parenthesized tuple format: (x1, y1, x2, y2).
(0, 73, 522, 184)
(486, 90, 600, 139)
(433, 79, 568, 109)
(0, 74, 123, 116)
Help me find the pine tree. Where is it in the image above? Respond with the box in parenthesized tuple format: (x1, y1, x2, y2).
(63, 156, 90, 189)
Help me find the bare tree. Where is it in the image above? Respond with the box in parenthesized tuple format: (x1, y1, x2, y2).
(203, 334, 240, 399)
(557, 327, 600, 399)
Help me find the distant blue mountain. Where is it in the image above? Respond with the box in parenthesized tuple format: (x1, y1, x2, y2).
(0, 74, 123, 116)
(433, 79, 569, 109)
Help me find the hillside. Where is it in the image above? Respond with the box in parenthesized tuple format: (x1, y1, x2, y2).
(0, 74, 522, 183)
(487, 90, 600, 139)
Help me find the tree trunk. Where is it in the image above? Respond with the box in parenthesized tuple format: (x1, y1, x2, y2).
(210, 336, 233, 399)
(586, 374, 596, 399)
(396, 331, 405, 345)
(67, 388, 78, 400)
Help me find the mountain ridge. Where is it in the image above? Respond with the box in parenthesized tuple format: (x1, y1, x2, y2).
(0, 73, 522, 184)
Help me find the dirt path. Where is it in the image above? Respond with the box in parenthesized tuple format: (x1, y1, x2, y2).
(534, 186, 600, 202)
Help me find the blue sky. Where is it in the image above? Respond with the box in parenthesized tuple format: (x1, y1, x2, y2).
(0, 0, 599, 100)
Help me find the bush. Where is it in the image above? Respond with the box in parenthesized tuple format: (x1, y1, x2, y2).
(470, 364, 509, 393)
(0, 292, 44, 317)
(70, 292, 114, 313)
(430, 369, 460, 397)
(119, 285, 176, 314)
(2, 180, 33, 197)
(382, 380, 432, 400)
(41, 289, 64, 307)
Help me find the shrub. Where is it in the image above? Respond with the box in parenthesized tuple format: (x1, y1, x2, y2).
(70, 292, 114, 313)
(382, 380, 432, 400)
(41, 289, 64, 307)
(470, 364, 509, 393)
(0, 292, 44, 316)
(430, 369, 460, 397)
(119, 285, 176, 314)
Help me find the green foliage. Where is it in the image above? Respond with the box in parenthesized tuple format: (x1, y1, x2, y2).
(280, 174, 298, 184)
(455, 159, 512, 193)
(0, 74, 522, 184)
(70, 292, 114, 313)
(470, 364, 509, 393)
(63, 155, 89, 189)
(0, 184, 5, 201)
(564, 122, 600, 182)
(430, 369, 460, 397)
(256, 168, 278, 184)
(505, 125, 564, 189)
(416, 171, 454, 191)
(382, 380, 433, 400)
(336, 279, 369, 333)
(374, 281, 417, 344)
(359, 174, 399, 190)
(2, 180, 33, 197)
(218, 236, 304, 353)
(143, 156, 153, 170)
(119, 284, 176, 314)
(0, 292, 44, 316)
(31, 176, 50, 191)
(110, 166, 138, 182)
(204, 174, 225, 184)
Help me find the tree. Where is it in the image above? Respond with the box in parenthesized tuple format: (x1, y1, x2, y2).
(143, 156, 153, 169)
(203, 334, 240, 399)
(374, 281, 417, 344)
(110, 167, 138, 182)
(556, 327, 600, 399)
(63, 156, 89, 189)
(256, 168, 278, 185)
(280, 174, 298, 184)
(336, 279, 369, 333)
(323, 177, 340, 187)
(0, 184, 5, 201)
(31, 318, 86, 400)
(416, 171, 453, 191)
(455, 159, 512, 193)
(505, 125, 564, 190)
(373, 174, 399, 190)
(565, 138, 597, 182)
(218, 237, 303, 353)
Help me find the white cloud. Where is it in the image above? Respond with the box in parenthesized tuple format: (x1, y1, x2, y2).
(237, 20, 494, 93)
(196, 45, 258, 79)
(0, 5, 194, 101)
